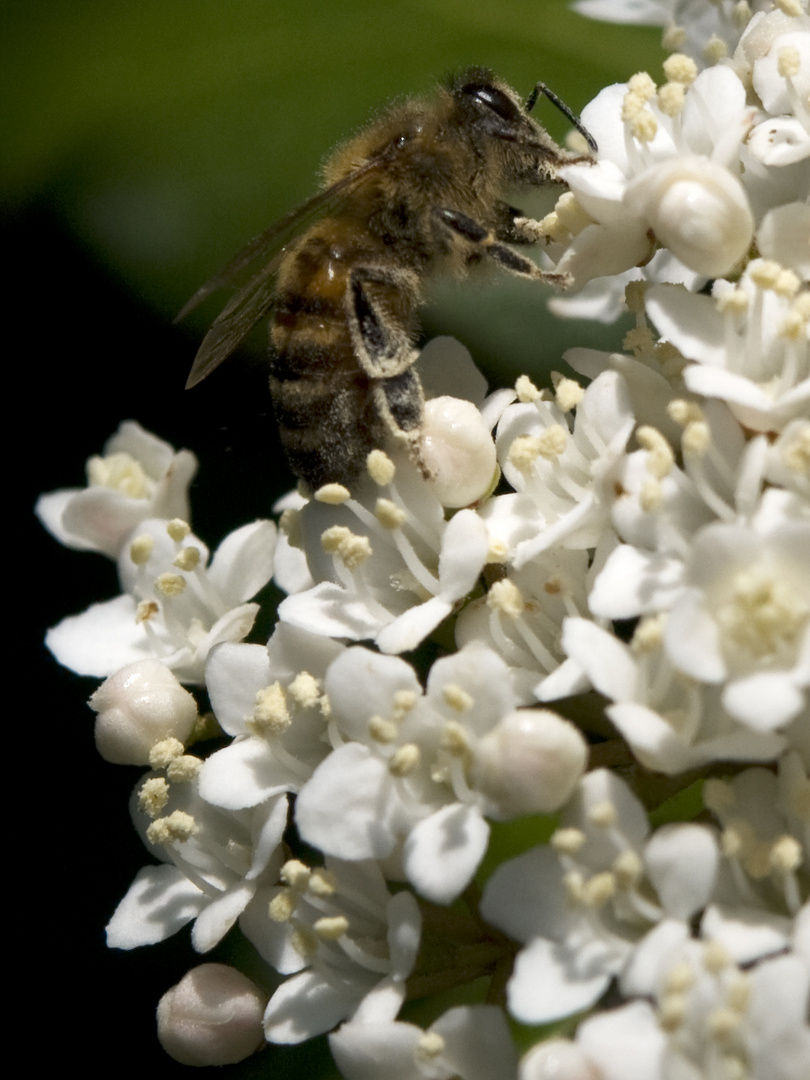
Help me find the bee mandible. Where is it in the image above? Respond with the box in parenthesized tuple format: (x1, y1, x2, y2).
(180, 68, 595, 492)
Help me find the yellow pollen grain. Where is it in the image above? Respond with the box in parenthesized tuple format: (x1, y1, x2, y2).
(288, 671, 320, 708)
(440, 719, 469, 755)
(613, 850, 643, 886)
(793, 293, 810, 320)
(655, 341, 686, 378)
(750, 259, 782, 289)
(658, 993, 686, 1031)
(314, 915, 349, 941)
(281, 859, 311, 888)
(774, 269, 801, 297)
(554, 192, 593, 235)
(627, 72, 657, 100)
(719, 570, 809, 659)
(291, 926, 319, 960)
(563, 870, 585, 903)
(136, 599, 159, 623)
(588, 800, 617, 828)
(314, 483, 350, 505)
(775, 0, 803, 17)
(708, 1007, 741, 1040)
(308, 868, 337, 897)
(780, 310, 805, 341)
(149, 737, 185, 768)
(667, 399, 703, 427)
(704, 36, 728, 63)
(392, 689, 418, 720)
(147, 810, 197, 846)
(727, 974, 751, 1012)
(658, 82, 686, 116)
(632, 614, 665, 653)
(770, 835, 802, 873)
(640, 477, 663, 512)
(487, 578, 524, 616)
(129, 534, 154, 564)
(443, 683, 473, 712)
(537, 209, 568, 243)
(252, 682, 291, 734)
(173, 546, 200, 572)
(662, 25, 687, 51)
(167, 519, 191, 542)
(167, 755, 202, 783)
(87, 451, 149, 497)
(138, 776, 169, 817)
(279, 507, 303, 547)
(583, 872, 616, 907)
(682, 421, 710, 457)
(486, 538, 509, 564)
(624, 280, 648, 314)
(515, 374, 541, 402)
(663, 53, 697, 84)
(554, 377, 584, 412)
(624, 325, 655, 355)
(637, 426, 674, 477)
(369, 714, 398, 743)
(551, 827, 587, 855)
(508, 434, 542, 471)
(665, 962, 696, 994)
(375, 498, 406, 529)
(631, 110, 659, 142)
(716, 287, 750, 317)
(703, 940, 732, 973)
(269, 890, 297, 922)
(155, 572, 185, 596)
(536, 424, 568, 459)
(415, 1032, 446, 1063)
(367, 449, 395, 486)
(389, 743, 421, 776)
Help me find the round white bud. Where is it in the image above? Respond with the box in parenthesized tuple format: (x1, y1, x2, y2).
(89, 659, 197, 764)
(625, 157, 753, 278)
(419, 396, 497, 507)
(519, 1038, 598, 1080)
(470, 709, 587, 819)
(157, 964, 267, 1066)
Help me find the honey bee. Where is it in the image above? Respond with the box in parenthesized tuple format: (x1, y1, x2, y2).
(180, 68, 595, 492)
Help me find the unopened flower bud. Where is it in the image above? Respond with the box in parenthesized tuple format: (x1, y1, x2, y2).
(89, 659, 197, 764)
(626, 157, 753, 277)
(420, 396, 497, 507)
(519, 1037, 597, 1080)
(470, 710, 587, 819)
(157, 964, 267, 1066)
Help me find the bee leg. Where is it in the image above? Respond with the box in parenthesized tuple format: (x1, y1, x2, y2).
(347, 268, 430, 475)
(433, 207, 571, 288)
(493, 202, 546, 245)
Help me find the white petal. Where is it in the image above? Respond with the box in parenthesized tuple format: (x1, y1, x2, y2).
(507, 937, 612, 1024)
(263, 970, 360, 1044)
(621, 918, 690, 997)
(480, 846, 568, 943)
(191, 881, 256, 952)
(577, 1000, 666, 1080)
(199, 738, 298, 809)
(722, 672, 805, 730)
(386, 891, 422, 979)
(376, 596, 452, 654)
(589, 545, 684, 619)
(208, 520, 276, 602)
(46, 595, 151, 677)
(434, 1005, 519, 1080)
(403, 803, 489, 904)
(106, 865, 206, 948)
(279, 582, 384, 640)
(701, 903, 793, 964)
(561, 618, 638, 702)
(644, 824, 719, 919)
(329, 1021, 422, 1080)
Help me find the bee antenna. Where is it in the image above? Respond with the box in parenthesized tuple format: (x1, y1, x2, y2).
(526, 82, 598, 153)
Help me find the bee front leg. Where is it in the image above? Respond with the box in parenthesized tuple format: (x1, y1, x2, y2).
(493, 202, 547, 245)
(347, 268, 429, 474)
(433, 206, 570, 288)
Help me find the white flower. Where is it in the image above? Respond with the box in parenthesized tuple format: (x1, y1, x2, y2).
(45, 516, 276, 682)
(330, 1005, 518, 1080)
(481, 769, 720, 1024)
(35, 421, 197, 556)
(106, 778, 288, 954)
(242, 859, 421, 1044)
(197, 624, 344, 810)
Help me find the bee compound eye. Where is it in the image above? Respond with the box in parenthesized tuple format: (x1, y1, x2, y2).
(463, 84, 520, 123)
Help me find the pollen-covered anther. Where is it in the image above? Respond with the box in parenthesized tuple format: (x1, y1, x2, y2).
(487, 578, 525, 616)
(627, 71, 658, 101)
(375, 498, 406, 529)
(515, 374, 541, 402)
(166, 519, 191, 542)
(173, 546, 200, 572)
(703, 940, 732, 973)
(508, 434, 542, 471)
(279, 507, 303, 546)
(682, 420, 710, 457)
(703, 35, 728, 63)
(367, 449, 396, 486)
(665, 962, 696, 995)
(150, 736, 186, 768)
(663, 53, 698, 84)
(251, 683, 291, 735)
(314, 915, 349, 941)
(718, 570, 808, 658)
(770, 835, 802, 873)
(778, 45, 801, 78)
(551, 827, 587, 855)
(415, 1032, 446, 1064)
(658, 993, 687, 1031)
(440, 719, 469, 756)
(307, 868, 337, 897)
(147, 810, 198, 846)
(87, 450, 150, 496)
(632, 614, 665, 653)
(269, 890, 297, 922)
(563, 870, 585, 903)
(715, 286, 750, 317)
(554, 192, 594, 236)
(130, 534, 154, 565)
(613, 849, 643, 887)
(388, 743, 421, 776)
(554, 376, 584, 412)
(668, 399, 704, 427)
(588, 799, 617, 828)
(780, 309, 806, 341)
(749, 259, 782, 290)
(640, 477, 663, 512)
(167, 755, 202, 783)
(287, 671, 320, 708)
(637, 426, 675, 478)
(321, 525, 372, 568)
(486, 538, 509, 564)
(662, 24, 687, 52)
(369, 714, 398, 743)
(290, 926, 319, 960)
(537, 424, 569, 460)
(707, 1007, 742, 1040)
(138, 776, 170, 817)
(624, 325, 656, 356)
(280, 859, 311, 889)
(727, 974, 751, 1012)
(314, 483, 351, 505)
(582, 871, 616, 907)
(624, 280, 648, 314)
(658, 81, 686, 116)
(776, 0, 804, 17)
(155, 572, 186, 596)
(392, 689, 418, 721)
(443, 683, 474, 712)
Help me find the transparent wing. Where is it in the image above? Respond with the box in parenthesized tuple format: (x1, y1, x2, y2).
(179, 153, 396, 388)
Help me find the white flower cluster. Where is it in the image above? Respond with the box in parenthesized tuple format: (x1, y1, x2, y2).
(38, 3, 809, 1078)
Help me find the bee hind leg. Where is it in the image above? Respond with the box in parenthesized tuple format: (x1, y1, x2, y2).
(433, 206, 571, 288)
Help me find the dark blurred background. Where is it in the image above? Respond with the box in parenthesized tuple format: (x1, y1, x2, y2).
(10, 1, 661, 1074)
